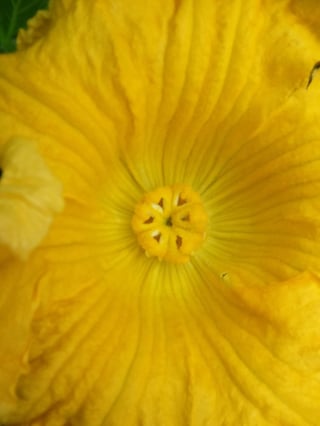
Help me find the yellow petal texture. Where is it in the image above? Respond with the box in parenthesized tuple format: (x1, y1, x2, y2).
(1, 0, 320, 425)
(290, 0, 320, 41)
(0, 138, 64, 259)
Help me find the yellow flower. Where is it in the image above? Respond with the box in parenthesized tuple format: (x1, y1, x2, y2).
(1, 0, 320, 424)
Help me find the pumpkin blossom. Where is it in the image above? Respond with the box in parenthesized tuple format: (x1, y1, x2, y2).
(1, 0, 320, 424)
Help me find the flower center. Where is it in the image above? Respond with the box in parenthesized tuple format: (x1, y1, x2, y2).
(131, 184, 208, 263)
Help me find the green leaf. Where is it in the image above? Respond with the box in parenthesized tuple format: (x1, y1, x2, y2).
(0, 0, 49, 53)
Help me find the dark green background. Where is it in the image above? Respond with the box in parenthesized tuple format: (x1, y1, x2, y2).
(0, 0, 49, 52)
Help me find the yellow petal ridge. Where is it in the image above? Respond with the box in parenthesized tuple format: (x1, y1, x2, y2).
(1, 0, 320, 425)
(0, 138, 64, 259)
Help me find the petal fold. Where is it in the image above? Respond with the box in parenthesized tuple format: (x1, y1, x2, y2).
(17, 9, 51, 51)
(0, 138, 64, 259)
(0, 1, 320, 425)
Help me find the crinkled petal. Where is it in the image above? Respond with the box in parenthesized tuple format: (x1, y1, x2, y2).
(0, 0, 320, 426)
(17, 9, 51, 51)
(198, 83, 320, 285)
(2, 262, 320, 425)
(289, 0, 320, 41)
(0, 138, 64, 259)
(0, 258, 44, 416)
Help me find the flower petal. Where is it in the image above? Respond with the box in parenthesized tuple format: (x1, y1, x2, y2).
(198, 85, 320, 285)
(0, 258, 43, 417)
(17, 9, 51, 51)
(289, 0, 320, 41)
(0, 0, 320, 425)
(0, 138, 63, 259)
(2, 262, 320, 425)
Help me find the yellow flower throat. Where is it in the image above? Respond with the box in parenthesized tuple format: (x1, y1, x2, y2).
(132, 184, 208, 263)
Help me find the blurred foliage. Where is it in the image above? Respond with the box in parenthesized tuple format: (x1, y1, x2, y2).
(0, 0, 49, 52)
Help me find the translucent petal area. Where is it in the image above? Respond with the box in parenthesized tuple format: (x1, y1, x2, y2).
(2, 262, 320, 425)
(0, 138, 63, 259)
